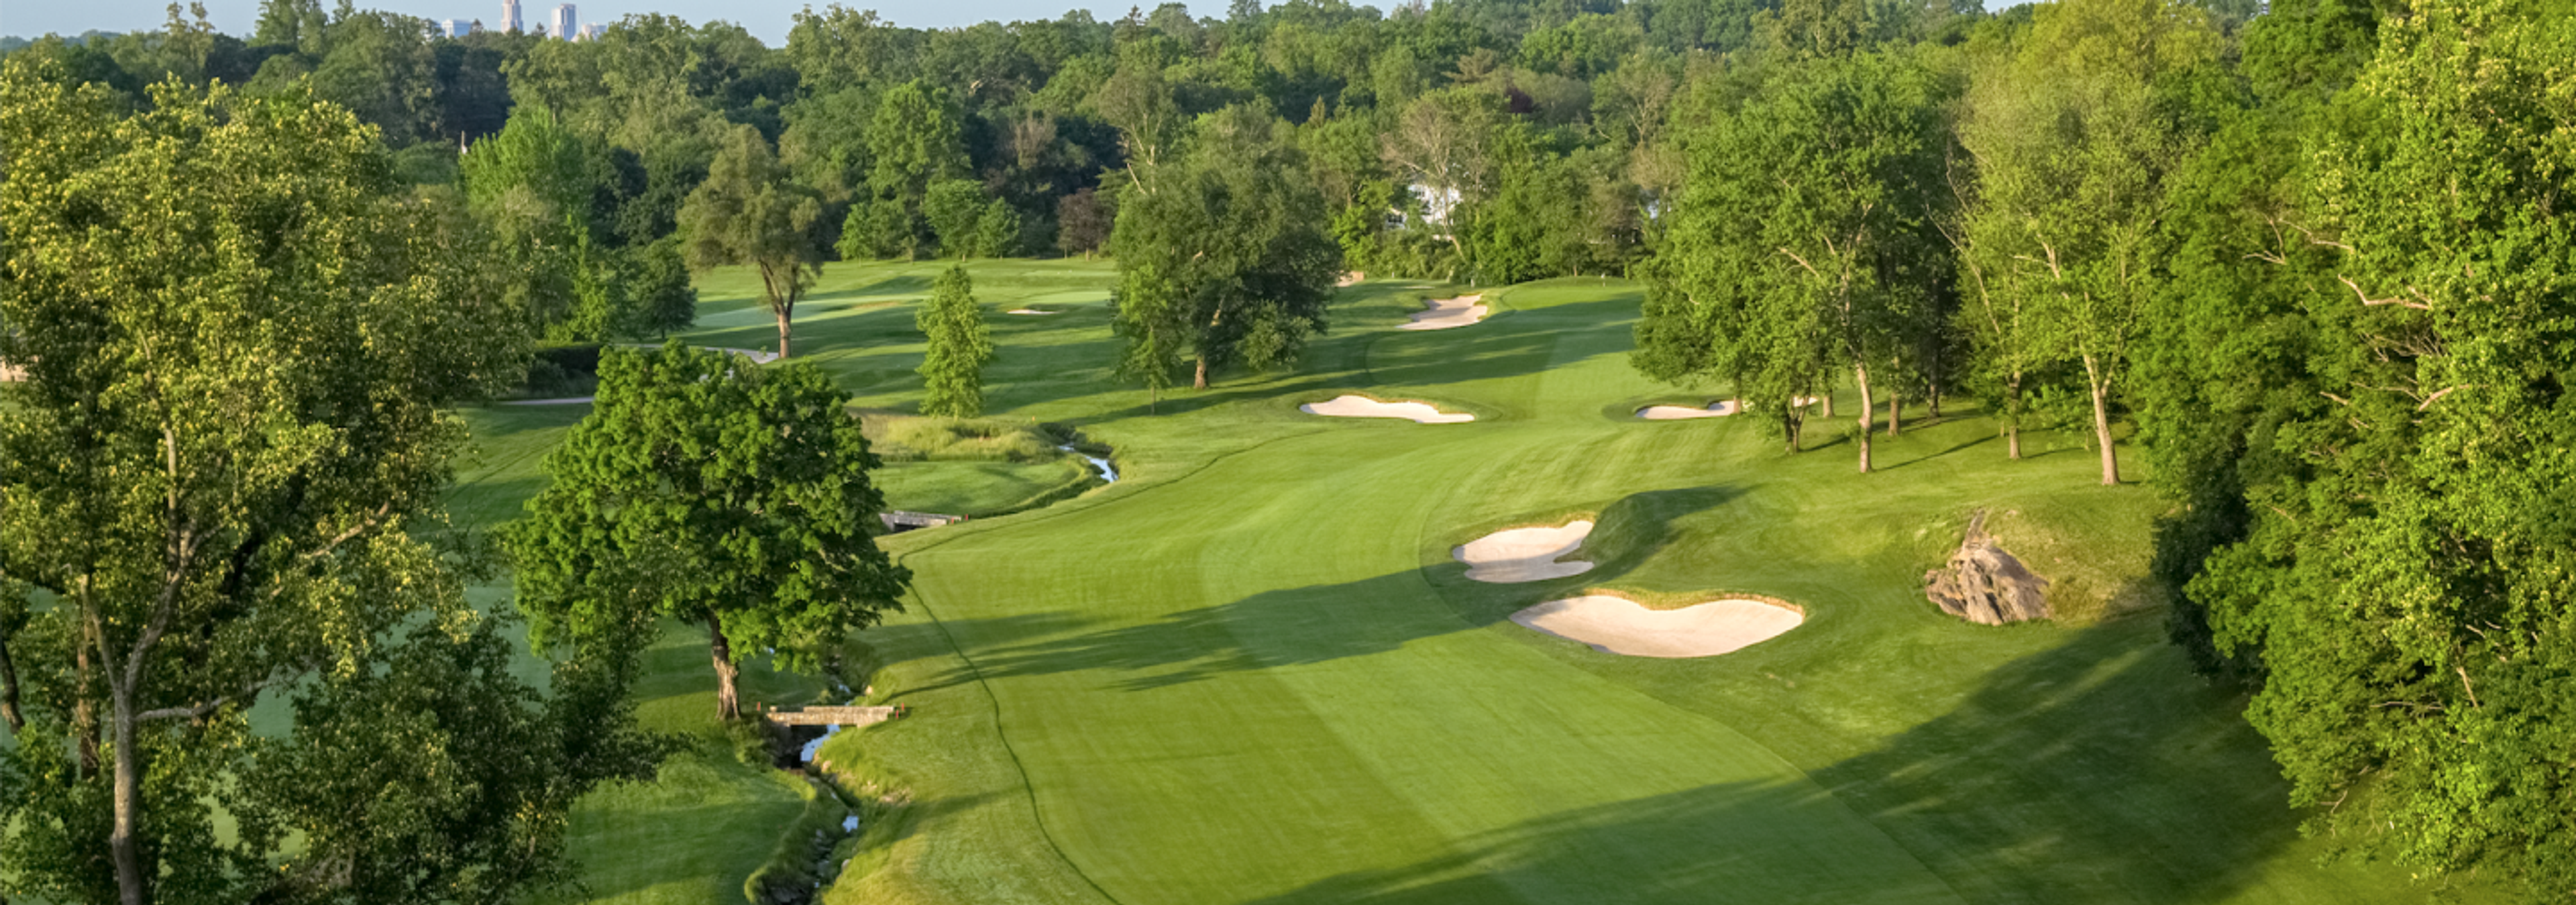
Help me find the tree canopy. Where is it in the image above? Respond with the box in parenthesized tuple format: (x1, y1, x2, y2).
(0, 62, 651, 905)
(504, 343, 911, 721)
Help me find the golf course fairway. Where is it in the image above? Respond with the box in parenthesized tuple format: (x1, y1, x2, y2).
(473, 262, 2480, 905)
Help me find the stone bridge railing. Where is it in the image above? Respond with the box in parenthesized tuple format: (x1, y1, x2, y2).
(763, 706, 896, 727)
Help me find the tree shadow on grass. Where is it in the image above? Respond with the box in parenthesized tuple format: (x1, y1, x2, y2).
(1235, 618, 2355, 905)
(1803, 616, 2345, 904)
(1230, 780, 1957, 905)
(806, 273, 931, 304)
(895, 570, 1472, 694)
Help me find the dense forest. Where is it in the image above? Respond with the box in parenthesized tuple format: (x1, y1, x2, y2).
(1, 0, 2570, 900)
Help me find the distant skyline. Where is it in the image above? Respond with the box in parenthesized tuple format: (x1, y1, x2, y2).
(3, 0, 1208, 47)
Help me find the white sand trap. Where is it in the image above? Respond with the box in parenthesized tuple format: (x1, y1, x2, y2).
(1637, 401, 1740, 420)
(1398, 295, 1488, 331)
(1299, 395, 1475, 424)
(1454, 521, 1595, 583)
(1006, 308, 1061, 315)
(1794, 395, 1821, 407)
(1512, 594, 1803, 657)
(1337, 271, 1366, 287)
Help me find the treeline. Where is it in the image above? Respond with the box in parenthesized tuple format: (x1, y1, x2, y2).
(3, 0, 1998, 352)
(1627, 0, 2573, 896)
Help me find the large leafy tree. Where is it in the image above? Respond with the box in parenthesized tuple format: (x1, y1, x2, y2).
(1955, 0, 2220, 484)
(0, 67, 650, 905)
(845, 79, 969, 260)
(506, 344, 912, 722)
(917, 266, 996, 417)
(462, 104, 599, 339)
(1112, 105, 1344, 394)
(2196, 0, 2576, 895)
(1638, 51, 1951, 464)
(678, 124, 824, 358)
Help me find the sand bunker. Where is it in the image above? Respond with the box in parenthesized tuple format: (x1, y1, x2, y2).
(1006, 308, 1061, 315)
(1399, 295, 1488, 331)
(1299, 395, 1475, 424)
(1454, 521, 1595, 583)
(1637, 401, 1739, 420)
(1512, 595, 1803, 657)
(1337, 271, 1366, 287)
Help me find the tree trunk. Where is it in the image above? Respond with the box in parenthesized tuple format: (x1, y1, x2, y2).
(2006, 374, 2024, 461)
(2086, 354, 2118, 485)
(1784, 407, 1802, 453)
(708, 615, 742, 721)
(110, 677, 144, 905)
(1888, 390, 1902, 437)
(0, 631, 22, 731)
(1195, 307, 1223, 390)
(1820, 392, 1834, 419)
(773, 305, 794, 360)
(75, 637, 97, 774)
(1854, 364, 1874, 474)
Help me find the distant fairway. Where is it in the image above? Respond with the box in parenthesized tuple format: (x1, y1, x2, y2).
(445, 261, 2480, 905)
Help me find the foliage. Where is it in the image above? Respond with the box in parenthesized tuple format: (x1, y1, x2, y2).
(504, 343, 911, 722)
(1112, 105, 1343, 395)
(678, 124, 824, 357)
(1638, 50, 1952, 459)
(1953, 0, 2220, 482)
(848, 80, 968, 259)
(2192, 0, 2576, 894)
(626, 234, 700, 339)
(0, 64, 649, 905)
(916, 266, 996, 417)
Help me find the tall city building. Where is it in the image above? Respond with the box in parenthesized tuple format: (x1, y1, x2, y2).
(550, 3, 576, 40)
(578, 22, 603, 40)
(500, 0, 521, 32)
(438, 19, 469, 36)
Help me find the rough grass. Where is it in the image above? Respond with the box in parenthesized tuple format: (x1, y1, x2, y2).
(466, 262, 2497, 905)
(865, 415, 1058, 462)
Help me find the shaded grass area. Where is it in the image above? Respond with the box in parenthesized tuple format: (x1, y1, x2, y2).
(873, 460, 1093, 517)
(494, 266, 2489, 905)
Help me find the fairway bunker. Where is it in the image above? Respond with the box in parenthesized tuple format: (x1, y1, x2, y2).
(1637, 401, 1739, 420)
(1454, 520, 1595, 582)
(1300, 395, 1475, 424)
(1006, 308, 1061, 315)
(1337, 270, 1365, 287)
(1399, 295, 1488, 330)
(1512, 594, 1803, 657)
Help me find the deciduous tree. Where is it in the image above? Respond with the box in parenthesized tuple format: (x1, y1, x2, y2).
(505, 344, 912, 722)
(2196, 0, 2576, 894)
(0, 66, 646, 905)
(678, 124, 824, 358)
(1112, 105, 1343, 393)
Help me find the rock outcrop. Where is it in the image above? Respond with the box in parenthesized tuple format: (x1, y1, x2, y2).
(1924, 510, 2050, 625)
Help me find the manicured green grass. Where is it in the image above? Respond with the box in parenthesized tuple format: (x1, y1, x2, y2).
(874, 460, 1093, 517)
(482, 260, 2488, 904)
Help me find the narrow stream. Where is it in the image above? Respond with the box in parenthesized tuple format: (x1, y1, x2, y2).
(1059, 445, 1118, 482)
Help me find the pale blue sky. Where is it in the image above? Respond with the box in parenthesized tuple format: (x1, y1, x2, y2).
(2, 0, 1199, 48)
